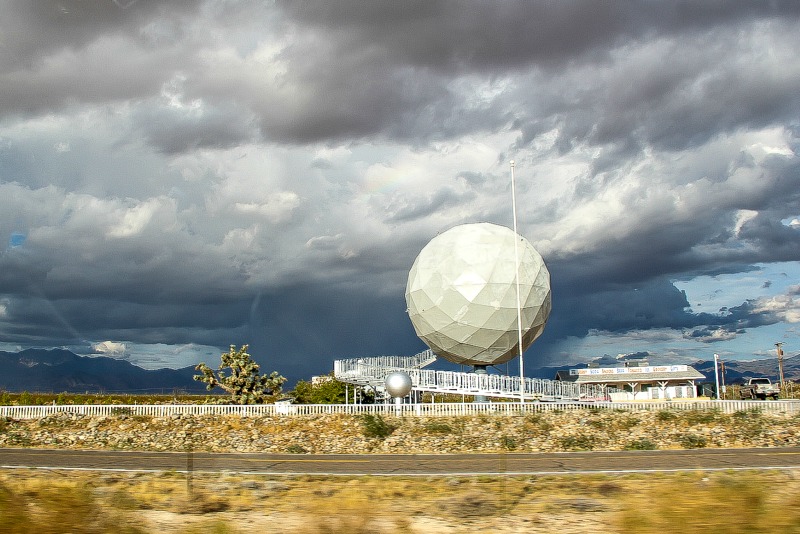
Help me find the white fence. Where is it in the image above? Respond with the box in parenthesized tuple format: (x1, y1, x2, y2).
(1, 399, 799, 419)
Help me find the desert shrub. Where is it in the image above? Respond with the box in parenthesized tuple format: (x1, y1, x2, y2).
(0, 483, 28, 533)
(678, 433, 707, 449)
(732, 408, 762, 421)
(655, 410, 677, 422)
(614, 414, 640, 430)
(0, 482, 141, 534)
(732, 411, 766, 440)
(559, 434, 595, 451)
(360, 414, 396, 439)
(624, 438, 657, 451)
(3, 432, 31, 446)
(683, 409, 722, 425)
(286, 444, 308, 454)
(523, 413, 553, 434)
(500, 435, 517, 451)
(586, 415, 607, 429)
(615, 474, 780, 532)
(423, 420, 453, 434)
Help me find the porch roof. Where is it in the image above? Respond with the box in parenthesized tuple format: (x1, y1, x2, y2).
(573, 368, 705, 385)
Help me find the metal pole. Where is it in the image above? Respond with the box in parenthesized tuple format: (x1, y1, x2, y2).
(511, 160, 525, 405)
(713, 353, 720, 401)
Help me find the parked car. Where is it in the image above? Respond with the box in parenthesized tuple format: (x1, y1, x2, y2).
(739, 377, 780, 400)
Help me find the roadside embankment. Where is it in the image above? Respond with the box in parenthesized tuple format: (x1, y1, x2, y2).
(1, 407, 798, 453)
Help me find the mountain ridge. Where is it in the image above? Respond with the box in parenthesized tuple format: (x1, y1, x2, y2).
(1, 348, 797, 394)
(0, 348, 207, 394)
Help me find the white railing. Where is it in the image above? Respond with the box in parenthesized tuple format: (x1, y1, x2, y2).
(1, 400, 799, 420)
(334, 353, 611, 401)
(598, 399, 800, 414)
(333, 350, 437, 374)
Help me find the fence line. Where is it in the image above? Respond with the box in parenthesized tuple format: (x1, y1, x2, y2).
(1, 399, 799, 419)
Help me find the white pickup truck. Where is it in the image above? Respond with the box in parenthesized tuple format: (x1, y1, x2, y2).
(739, 377, 780, 400)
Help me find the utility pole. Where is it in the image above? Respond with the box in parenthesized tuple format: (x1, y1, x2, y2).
(713, 353, 721, 401)
(775, 342, 786, 391)
(719, 359, 726, 400)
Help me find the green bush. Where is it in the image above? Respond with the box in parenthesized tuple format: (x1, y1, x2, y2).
(524, 413, 554, 435)
(679, 433, 707, 449)
(360, 414, 396, 439)
(683, 409, 721, 425)
(732, 408, 761, 421)
(624, 438, 657, 451)
(586, 416, 607, 429)
(559, 434, 595, 451)
(423, 420, 453, 434)
(656, 410, 677, 422)
(500, 435, 517, 451)
(615, 414, 640, 430)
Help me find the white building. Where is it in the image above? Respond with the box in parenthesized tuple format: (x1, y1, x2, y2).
(558, 361, 706, 401)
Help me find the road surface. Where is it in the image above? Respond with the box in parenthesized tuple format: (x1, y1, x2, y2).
(2, 447, 800, 475)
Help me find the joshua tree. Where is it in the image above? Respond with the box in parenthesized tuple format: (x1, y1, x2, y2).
(194, 344, 286, 404)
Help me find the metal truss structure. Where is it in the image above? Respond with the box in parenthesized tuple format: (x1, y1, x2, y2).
(333, 350, 611, 402)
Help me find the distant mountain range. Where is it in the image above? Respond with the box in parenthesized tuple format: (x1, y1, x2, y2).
(0, 348, 207, 394)
(1, 348, 797, 394)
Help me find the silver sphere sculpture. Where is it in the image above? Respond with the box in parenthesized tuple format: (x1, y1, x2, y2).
(405, 222, 551, 366)
(385, 371, 413, 398)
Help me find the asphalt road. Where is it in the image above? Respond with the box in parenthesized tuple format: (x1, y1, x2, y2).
(2, 447, 800, 475)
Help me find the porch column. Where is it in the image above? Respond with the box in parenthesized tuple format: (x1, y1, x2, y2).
(627, 382, 639, 401)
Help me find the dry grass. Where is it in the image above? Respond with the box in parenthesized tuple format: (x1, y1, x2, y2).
(2, 469, 799, 533)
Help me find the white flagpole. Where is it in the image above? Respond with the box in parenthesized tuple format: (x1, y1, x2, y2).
(511, 161, 525, 405)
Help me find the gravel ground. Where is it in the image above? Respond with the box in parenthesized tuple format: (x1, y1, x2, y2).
(1, 408, 799, 453)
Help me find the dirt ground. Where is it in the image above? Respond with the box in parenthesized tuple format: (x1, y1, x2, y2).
(2, 468, 800, 533)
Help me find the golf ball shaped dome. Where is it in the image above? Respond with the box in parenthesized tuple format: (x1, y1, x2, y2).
(405, 223, 551, 366)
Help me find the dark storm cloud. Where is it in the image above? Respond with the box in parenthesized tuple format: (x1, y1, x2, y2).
(247, 283, 424, 380)
(0, 1, 201, 117)
(1, 1, 799, 376)
(543, 278, 703, 340)
(280, 1, 800, 72)
(386, 186, 475, 223)
(130, 100, 258, 154)
(274, 1, 800, 147)
(3, 0, 799, 151)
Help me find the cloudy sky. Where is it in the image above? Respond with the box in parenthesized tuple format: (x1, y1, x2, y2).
(1, 1, 799, 382)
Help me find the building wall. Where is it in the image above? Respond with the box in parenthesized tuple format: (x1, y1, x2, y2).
(609, 384, 697, 401)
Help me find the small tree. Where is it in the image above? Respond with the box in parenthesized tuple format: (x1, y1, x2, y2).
(194, 344, 286, 404)
(291, 373, 349, 404)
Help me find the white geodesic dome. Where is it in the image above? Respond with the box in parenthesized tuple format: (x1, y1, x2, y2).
(405, 223, 551, 366)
